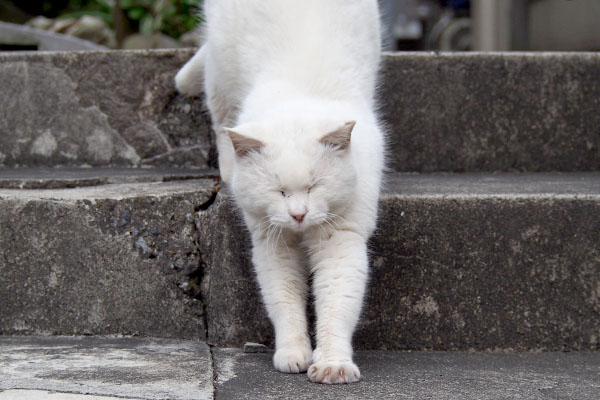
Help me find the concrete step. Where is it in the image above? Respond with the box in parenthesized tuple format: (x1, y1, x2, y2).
(204, 172, 600, 351)
(0, 336, 212, 400)
(0, 167, 217, 189)
(1, 336, 599, 400)
(1, 169, 599, 351)
(0, 50, 598, 172)
(379, 52, 600, 172)
(0, 168, 218, 339)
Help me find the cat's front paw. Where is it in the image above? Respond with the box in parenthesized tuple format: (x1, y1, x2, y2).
(273, 347, 312, 374)
(307, 361, 361, 384)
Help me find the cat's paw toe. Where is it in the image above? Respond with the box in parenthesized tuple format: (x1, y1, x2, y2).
(273, 347, 312, 374)
(307, 361, 360, 384)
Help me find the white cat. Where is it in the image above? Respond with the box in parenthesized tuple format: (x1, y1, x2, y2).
(175, 0, 384, 384)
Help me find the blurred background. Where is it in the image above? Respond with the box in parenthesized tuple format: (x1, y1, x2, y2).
(0, 0, 599, 51)
(0, 0, 203, 50)
(380, 0, 600, 51)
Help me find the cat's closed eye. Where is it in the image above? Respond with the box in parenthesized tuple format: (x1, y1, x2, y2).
(309, 177, 325, 193)
(279, 186, 314, 196)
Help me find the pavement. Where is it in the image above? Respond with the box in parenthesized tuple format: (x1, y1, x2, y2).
(1, 336, 599, 400)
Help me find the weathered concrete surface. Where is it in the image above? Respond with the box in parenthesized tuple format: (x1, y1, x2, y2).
(0, 173, 217, 338)
(0, 167, 216, 189)
(1, 51, 599, 172)
(200, 173, 600, 351)
(195, 195, 273, 346)
(0, 49, 213, 169)
(359, 172, 600, 351)
(0, 390, 126, 399)
(1, 170, 599, 349)
(1, 337, 598, 399)
(0, 336, 212, 400)
(214, 348, 600, 400)
(380, 52, 600, 172)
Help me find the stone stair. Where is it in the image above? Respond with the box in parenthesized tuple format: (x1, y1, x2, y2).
(0, 50, 599, 398)
(1, 336, 599, 399)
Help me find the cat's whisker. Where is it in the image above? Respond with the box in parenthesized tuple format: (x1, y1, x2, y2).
(277, 225, 292, 255)
(271, 224, 279, 249)
(266, 222, 278, 255)
(325, 212, 345, 227)
(256, 215, 273, 242)
(316, 224, 328, 252)
(270, 224, 280, 254)
(260, 216, 272, 232)
(269, 223, 285, 255)
(322, 217, 337, 233)
(258, 215, 270, 227)
(317, 213, 340, 237)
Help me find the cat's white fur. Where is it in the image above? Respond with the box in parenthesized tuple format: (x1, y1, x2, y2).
(175, 0, 384, 384)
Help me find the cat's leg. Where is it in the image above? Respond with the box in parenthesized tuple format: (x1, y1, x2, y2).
(215, 127, 235, 183)
(202, 56, 236, 184)
(307, 229, 368, 384)
(252, 233, 312, 373)
(174, 45, 206, 97)
(175, 45, 234, 183)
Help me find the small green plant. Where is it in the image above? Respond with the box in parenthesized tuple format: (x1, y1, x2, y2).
(117, 0, 202, 38)
(27, 0, 203, 39)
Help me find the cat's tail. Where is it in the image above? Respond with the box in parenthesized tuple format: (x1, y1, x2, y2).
(175, 44, 206, 97)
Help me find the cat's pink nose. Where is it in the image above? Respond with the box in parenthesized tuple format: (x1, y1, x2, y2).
(290, 212, 306, 223)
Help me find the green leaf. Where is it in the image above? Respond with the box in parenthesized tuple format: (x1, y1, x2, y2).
(127, 7, 146, 21)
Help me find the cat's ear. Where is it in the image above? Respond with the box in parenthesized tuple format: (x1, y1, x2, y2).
(319, 121, 355, 151)
(225, 128, 264, 157)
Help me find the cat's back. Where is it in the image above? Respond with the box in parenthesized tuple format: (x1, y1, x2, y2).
(204, 0, 381, 100)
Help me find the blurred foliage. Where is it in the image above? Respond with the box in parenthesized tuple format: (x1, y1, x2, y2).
(6, 0, 202, 39)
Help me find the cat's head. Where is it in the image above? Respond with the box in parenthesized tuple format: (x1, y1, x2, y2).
(226, 119, 357, 232)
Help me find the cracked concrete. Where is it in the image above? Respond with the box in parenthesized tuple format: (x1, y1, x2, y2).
(0, 167, 216, 189)
(1, 171, 600, 350)
(380, 52, 600, 172)
(0, 336, 213, 399)
(2, 51, 600, 171)
(1, 50, 600, 354)
(0, 60, 139, 166)
(1, 169, 599, 351)
(213, 347, 600, 399)
(1, 336, 599, 400)
(0, 50, 213, 169)
(0, 169, 217, 338)
(199, 173, 600, 351)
